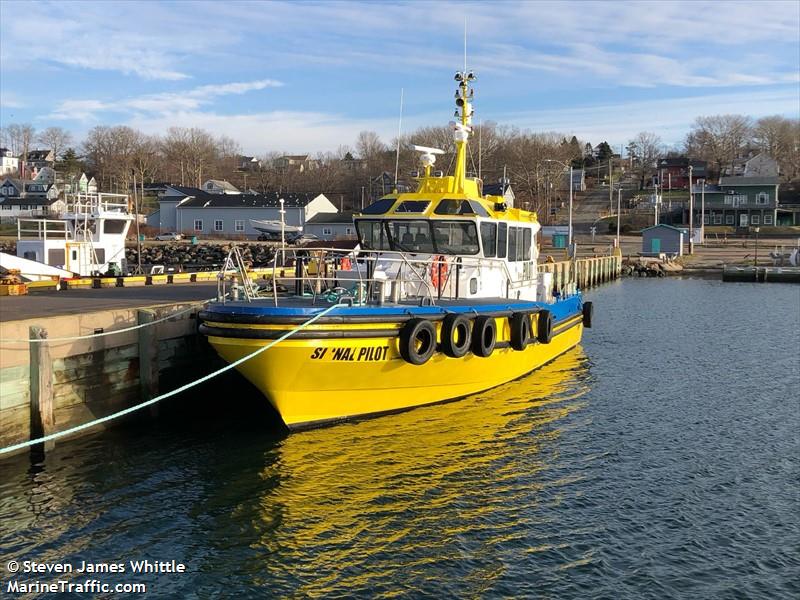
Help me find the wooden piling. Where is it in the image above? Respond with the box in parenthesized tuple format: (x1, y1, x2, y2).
(137, 310, 160, 416)
(29, 326, 54, 452)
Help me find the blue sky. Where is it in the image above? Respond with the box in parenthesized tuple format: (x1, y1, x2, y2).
(1, 0, 798, 154)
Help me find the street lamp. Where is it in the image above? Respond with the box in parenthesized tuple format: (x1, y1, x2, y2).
(543, 159, 573, 249)
(279, 197, 286, 265)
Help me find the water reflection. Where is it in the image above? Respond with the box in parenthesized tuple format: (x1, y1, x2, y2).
(239, 349, 591, 596)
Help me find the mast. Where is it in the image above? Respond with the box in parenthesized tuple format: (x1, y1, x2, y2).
(452, 71, 475, 194)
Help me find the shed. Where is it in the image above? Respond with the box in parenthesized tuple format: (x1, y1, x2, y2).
(641, 224, 683, 256)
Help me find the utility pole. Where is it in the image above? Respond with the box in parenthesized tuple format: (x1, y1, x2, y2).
(688, 164, 694, 254)
(568, 165, 573, 248)
(700, 179, 705, 245)
(616, 187, 621, 247)
(608, 157, 613, 214)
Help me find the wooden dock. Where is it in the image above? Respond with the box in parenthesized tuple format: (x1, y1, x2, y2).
(538, 254, 622, 292)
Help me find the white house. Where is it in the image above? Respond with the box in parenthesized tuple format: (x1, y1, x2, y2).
(147, 184, 338, 237)
(743, 154, 779, 177)
(0, 176, 63, 222)
(0, 148, 18, 175)
(202, 179, 241, 194)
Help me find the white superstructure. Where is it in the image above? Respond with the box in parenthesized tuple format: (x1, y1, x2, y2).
(16, 192, 133, 276)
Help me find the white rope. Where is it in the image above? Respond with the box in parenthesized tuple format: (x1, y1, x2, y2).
(0, 303, 346, 455)
(0, 297, 218, 344)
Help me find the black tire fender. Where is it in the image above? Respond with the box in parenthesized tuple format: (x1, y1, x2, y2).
(509, 312, 532, 351)
(471, 315, 497, 358)
(441, 314, 472, 358)
(399, 318, 437, 365)
(582, 301, 593, 329)
(537, 310, 553, 344)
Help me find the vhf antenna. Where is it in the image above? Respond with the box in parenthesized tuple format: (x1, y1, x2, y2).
(394, 87, 404, 192)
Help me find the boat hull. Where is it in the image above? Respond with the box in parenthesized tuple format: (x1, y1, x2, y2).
(204, 309, 583, 429)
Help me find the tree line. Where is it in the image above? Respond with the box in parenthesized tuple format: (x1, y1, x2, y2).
(1, 113, 797, 213)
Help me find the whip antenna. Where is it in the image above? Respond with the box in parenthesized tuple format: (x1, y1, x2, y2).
(394, 87, 404, 192)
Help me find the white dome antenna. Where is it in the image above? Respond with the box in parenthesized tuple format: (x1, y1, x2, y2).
(412, 145, 445, 173)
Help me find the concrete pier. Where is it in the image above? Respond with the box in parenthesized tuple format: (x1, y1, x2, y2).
(0, 299, 216, 458)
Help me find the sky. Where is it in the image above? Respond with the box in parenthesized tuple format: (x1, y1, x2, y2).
(1, 0, 798, 155)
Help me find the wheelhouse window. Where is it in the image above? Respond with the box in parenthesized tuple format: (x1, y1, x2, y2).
(497, 223, 507, 259)
(395, 200, 430, 213)
(434, 199, 490, 217)
(361, 198, 395, 215)
(522, 228, 532, 260)
(386, 220, 436, 254)
(103, 219, 126, 234)
(508, 227, 518, 261)
(431, 221, 479, 255)
(480, 222, 497, 257)
(355, 219, 389, 250)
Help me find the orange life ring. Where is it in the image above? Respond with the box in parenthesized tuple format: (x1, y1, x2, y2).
(430, 255, 448, 289)
(340, 256, 352, 270)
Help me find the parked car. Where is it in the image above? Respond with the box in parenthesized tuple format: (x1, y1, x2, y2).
(155, 232, 182, 241)
(292, 234, 320, 246)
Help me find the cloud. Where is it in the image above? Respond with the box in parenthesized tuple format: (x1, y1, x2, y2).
(0, 2, 206, 80)
(127, 109, 400, 155)
(498, 88, 800, 147)
(44, 79, 283, 121)
(0, 91, 24, 110)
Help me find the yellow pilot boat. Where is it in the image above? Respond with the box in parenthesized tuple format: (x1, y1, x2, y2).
(199, 70, 593, 430)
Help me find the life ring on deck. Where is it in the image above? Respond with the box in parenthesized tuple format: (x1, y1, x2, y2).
(399, 318, 437, 365)
(441, 314, 472, 358)
(509, 312, 532, 351)
(582, 302, 593, 328)
(471, 315, 497, 358)
(536, 310, 553, 344)
(430, 255, 449, 289)
(340, 256, 352, 270)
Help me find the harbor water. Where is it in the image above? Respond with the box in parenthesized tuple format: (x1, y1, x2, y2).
(1, 278, 798, 598)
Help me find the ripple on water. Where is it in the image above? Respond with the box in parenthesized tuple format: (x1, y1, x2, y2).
(1, 279, 798, 598)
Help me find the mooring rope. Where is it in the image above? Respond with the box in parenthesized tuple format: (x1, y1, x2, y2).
(0, 303, 346, 455)
(0, 298, 218, 344)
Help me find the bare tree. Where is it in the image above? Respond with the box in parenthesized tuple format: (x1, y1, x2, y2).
(162, 127, 218, 187)
(37, 127, 73, 160)
(753, 115, 800, 179)
(629, 131, 663, 189)
(685, 115, 751, 177)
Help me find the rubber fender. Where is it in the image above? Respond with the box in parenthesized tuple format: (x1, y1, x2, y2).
(399, 318, 437, 365)
(471, 315, 497, 358)
(441, 314, 472, 358)
(537, 310, 553, 344)
(509, 312, 532, 351)
(582, 301, 593, 329)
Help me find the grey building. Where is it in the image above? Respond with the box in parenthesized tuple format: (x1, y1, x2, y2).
(147, 184, 337, 238)
(304, 212, 356, 241)
(641, 224, 684, 256)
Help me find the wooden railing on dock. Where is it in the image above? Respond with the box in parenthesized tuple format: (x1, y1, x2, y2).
(538, 254, 622, 291)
